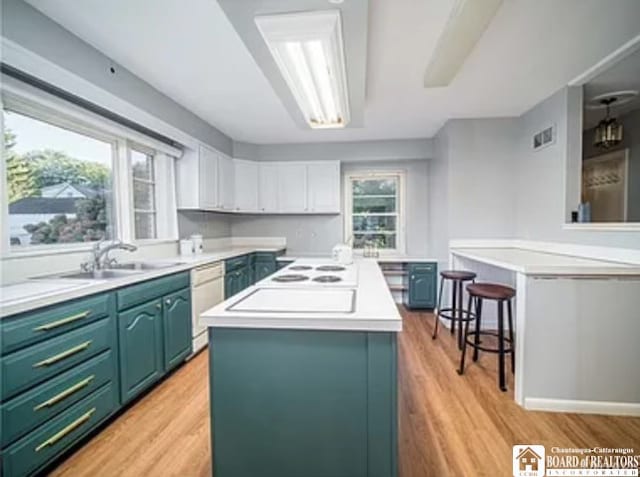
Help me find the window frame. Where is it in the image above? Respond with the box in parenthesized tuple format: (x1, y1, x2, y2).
(1, 83, 178, 257)
(129, 143, 158, 240)
(343, 170, 406, 255)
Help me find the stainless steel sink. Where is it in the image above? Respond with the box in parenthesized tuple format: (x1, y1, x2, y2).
(54, 269, 143, 280)
(112, 261, 183, 271)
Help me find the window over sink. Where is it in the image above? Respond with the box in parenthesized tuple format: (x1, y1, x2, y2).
(344, 172, 405, 253)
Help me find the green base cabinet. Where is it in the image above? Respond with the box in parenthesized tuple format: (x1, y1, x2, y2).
(209, 328, 398, 477)
(162, 288, 192, 372)
(406, 262, 437, 309)
(252, 252, 277, 283)
(117, 300, 164, 404)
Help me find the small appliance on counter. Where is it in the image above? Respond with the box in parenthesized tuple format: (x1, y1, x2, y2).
(332, 242, 353, 265)
(180, 239, 194, 256)
(191, 234, 204, 254)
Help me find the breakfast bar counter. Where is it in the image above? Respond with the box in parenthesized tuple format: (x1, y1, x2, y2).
(449, 243, 640, 416)
(201, 258, 401, 477)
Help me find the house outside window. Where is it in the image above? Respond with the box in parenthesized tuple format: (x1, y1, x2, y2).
(344, 171, 405, 253)
(4, 109, 115, 247)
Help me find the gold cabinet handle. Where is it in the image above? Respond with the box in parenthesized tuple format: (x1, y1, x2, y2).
(33, 341, 92, 368)
(33, 375, 95, 411)
(34, 311, 91, 332)
(35, 408, 96, 452)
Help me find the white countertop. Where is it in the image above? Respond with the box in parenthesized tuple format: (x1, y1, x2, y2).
(200, 258, 402, 332)
(0, 246, 284, 319)
(450, 247, 640, 276)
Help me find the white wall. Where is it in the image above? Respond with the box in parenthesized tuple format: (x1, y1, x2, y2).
(516, 87, 640, 248)
(429, 118, 519, 265)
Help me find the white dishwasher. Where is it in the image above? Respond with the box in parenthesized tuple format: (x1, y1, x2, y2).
(191, 262, 224, 353)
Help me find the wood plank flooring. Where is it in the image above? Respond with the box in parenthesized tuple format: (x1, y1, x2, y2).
(51, 308, 640, 477)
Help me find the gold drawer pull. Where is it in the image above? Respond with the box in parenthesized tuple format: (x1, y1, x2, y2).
(33, 341, 93, 368)
(34, 408, 96, 452)
(33, 375, 95, 411)
(34, 311, 91, 332)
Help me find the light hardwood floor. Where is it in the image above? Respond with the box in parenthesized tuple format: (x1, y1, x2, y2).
(51, 308, 640, 477)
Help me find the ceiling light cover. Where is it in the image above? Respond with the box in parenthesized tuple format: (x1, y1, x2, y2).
(255, 10, 350, 129)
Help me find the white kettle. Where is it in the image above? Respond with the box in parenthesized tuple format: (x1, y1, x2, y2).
(332, 242, 353, 265)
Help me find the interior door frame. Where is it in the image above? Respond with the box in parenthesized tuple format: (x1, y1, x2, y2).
(582, 148, 629, 221)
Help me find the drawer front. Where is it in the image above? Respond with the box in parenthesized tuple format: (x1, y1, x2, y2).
(1, 293, 114, 355)
(225, 255, 249, 272)
(116, 272, 190, 311)
(3, 382, 117, 477)
(408, 263, 436, 274)
(1, 350, 116, 447)
(1, 317, 115, 401)
(253, 252, 275, 263)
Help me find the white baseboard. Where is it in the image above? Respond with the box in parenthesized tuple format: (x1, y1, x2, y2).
(524, 397, 640, 416)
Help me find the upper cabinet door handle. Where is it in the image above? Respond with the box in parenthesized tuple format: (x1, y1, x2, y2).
(34, 311, 91, 332)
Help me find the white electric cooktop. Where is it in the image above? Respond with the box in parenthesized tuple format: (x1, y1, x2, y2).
(263, 259, 358, 288)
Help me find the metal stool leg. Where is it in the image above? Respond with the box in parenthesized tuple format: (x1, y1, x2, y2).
(456, 280, 464, 350)
(507, 298, 515, 374)
(472, 299, 483, 362)
(450, 279, 457, 335)
(498, 300, 507, 392)
(433, 276, 445, 339)
(457, 293, 474, 375)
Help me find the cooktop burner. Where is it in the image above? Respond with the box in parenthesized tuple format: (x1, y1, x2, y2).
(315, 265, 347, 272)
(312, 275, 343, 283)
(272, 274, 310, 283)
(289, 265, 313, 271)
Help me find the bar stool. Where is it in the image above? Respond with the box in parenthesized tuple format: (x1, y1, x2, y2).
(458, 283, 515, 392)
(433, 270, 477, 349)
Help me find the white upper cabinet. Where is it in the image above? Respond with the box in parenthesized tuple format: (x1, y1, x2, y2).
(258, 163, 279, 213)
(277, 163, 308, 213)
(234, 159, 258, 212)
(218, 154, 235, 211)
(307, 161, 340, 213)
(198, 145, 220, 209)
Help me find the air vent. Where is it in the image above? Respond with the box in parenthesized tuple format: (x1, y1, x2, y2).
(532, 124, 556, 151)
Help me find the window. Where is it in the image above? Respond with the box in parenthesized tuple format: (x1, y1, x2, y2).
(131, 148, 157, 239)
(1, 87, 180, 253)
(344, 172, 405, 252)
(3, 109, 115, 247)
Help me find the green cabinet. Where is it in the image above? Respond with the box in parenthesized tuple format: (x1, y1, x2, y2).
(406, 263, 437, 309)
(117, 300, 164, 404)
(252, 252, 277, 283)
(224, 255, 251, 299)
(163, 288, 192, 372)
(117, 273, 192, 404)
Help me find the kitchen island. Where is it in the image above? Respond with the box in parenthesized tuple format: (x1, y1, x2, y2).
(201, 259, 401, 477)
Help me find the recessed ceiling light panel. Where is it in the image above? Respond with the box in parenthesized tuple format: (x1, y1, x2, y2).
(255, 10, 350, 129)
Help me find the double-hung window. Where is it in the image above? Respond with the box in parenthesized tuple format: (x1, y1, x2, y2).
(344, 172, 405, 253)
(130, 147, 157, 240)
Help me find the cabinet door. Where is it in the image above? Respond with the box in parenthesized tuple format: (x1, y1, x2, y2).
(239, 266, 251, 291)
(253, 262, 276, 282)
(278, 163, 307, 213)
(307, 162, 340, 213)
(163, 288, 192, 372)
(199, 145, 219, 209)
(218, 154, 235, 211)
(224, 272, 239, 299)
(258, 163, 279, 213)
(234, 160, 259, 212)
(407, 264, 437, 309)
(118, 300, 163, 404)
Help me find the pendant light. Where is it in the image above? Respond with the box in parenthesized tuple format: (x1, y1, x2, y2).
(593, 97, 623, 149)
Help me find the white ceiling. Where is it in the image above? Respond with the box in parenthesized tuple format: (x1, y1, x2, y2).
(25, 0, 640, 144)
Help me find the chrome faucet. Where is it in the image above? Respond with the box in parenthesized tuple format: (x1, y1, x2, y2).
(82, 240, 138, 271)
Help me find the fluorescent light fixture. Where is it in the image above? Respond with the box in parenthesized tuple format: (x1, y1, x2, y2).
(255, 10, 350, 129)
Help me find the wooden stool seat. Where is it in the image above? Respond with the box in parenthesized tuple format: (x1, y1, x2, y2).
(440, 270, 477, 281)
(467, 283, 515, 301)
